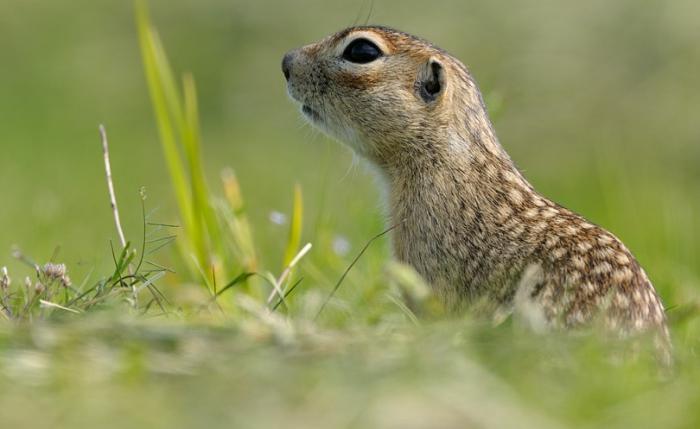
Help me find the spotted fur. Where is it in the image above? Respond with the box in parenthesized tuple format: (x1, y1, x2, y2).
(283, 26, 671, 362)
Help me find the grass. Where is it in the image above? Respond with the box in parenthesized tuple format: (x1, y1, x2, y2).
(1, 1, 700, 428)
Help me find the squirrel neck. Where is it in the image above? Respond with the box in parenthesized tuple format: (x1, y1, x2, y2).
(382, 116, 535, 223)
(378, 118, 543, 293)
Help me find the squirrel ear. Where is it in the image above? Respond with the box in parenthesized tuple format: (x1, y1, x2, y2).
(419, 58, 445, 102)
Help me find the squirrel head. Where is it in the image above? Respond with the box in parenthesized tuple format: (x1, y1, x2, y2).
(283, 26, 493, 168)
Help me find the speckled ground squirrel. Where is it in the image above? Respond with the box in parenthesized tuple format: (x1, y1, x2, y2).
(282, 26, 671, 359)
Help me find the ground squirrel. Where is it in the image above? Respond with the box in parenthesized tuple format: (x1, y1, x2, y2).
(282, 26, 670, 358)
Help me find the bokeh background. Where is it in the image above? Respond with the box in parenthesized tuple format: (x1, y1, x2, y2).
(2, 2, 700, 428)
(1, 0, 698, 307)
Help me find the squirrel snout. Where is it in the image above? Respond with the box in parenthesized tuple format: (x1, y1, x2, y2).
(282, 52, 294, 81)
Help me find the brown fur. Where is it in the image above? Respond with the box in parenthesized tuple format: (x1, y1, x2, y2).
(283, 26, 671, 361)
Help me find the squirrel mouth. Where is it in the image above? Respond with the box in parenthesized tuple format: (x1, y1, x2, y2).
(302, 104, 323, 122)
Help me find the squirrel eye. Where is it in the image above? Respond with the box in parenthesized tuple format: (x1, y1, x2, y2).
(342, 38, 382, 64)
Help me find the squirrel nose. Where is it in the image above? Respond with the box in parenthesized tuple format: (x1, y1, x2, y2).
(282, 52, 293, 81)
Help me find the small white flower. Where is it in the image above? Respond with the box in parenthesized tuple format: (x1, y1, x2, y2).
(332, 235, 351, 256)
(268, 211, 288, 225)
(1, 267, 10, 290)
(42, 263, 66, 280)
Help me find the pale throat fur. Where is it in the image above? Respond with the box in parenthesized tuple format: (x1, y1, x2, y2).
(282, 26, 669, 341)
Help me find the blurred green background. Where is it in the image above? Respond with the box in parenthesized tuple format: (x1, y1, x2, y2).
(0, 0, 698, 307)
(1, 2, 700, 428)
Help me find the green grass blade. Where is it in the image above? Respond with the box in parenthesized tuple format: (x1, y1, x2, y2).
(135, 0, 205, 272)
(283, 184, 303, 268)
(222, 169, 257, 273)
(182, 75, 226, 273)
